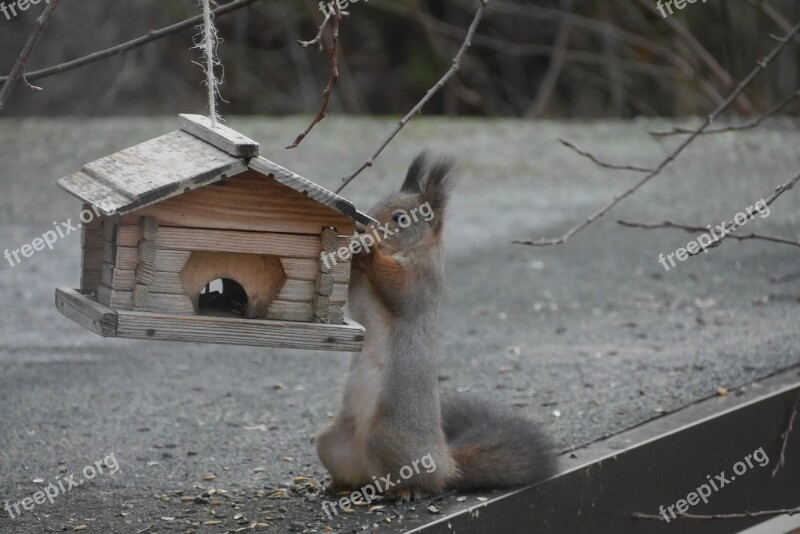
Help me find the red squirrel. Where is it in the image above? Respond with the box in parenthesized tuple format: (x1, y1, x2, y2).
(316, 153, 557, 500)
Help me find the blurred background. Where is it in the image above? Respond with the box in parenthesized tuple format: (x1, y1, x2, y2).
(1, 0, 799, 118)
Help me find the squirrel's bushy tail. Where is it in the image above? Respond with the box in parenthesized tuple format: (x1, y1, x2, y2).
(441, 396, 558, 491)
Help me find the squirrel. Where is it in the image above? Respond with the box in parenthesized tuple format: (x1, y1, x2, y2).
(316, 153, 557, 500)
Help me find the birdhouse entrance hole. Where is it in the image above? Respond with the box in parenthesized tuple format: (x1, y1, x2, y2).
(199, 278, 248, 318)
(179, 251, 287, 319)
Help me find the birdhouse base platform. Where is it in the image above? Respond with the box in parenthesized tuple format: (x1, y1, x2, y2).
(55, 288, 365, 351)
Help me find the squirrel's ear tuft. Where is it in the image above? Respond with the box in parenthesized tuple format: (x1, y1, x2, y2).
(423, 156, 456, 222)
(400, 152, 428, 194)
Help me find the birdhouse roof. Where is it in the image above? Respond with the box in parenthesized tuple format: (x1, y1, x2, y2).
(57, 115, 374, 225)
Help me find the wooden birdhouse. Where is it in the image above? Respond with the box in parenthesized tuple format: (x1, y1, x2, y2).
(54, 115, 372, 351)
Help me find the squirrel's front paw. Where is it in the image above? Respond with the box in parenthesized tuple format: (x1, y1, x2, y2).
(385, 485, 430, 503)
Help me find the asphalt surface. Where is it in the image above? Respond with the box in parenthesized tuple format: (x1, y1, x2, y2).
(0, 116, 799, 533)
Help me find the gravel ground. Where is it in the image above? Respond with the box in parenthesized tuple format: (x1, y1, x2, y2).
(0, 116, 798, 533)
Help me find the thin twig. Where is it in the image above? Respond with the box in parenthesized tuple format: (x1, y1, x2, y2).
(526, 0, 572, 118)
(286, 2, 341, 149)
(616, 219, 800, 248)
(0, 0, 61, 111)
(772, 391, 800, 477)
(336, 0, 489, 194)
(0, 0, 262, 85)
(616, 169, 800, 254)
(514, 19, 800, 247)
(651, 88, 800, 137)
(636, 0, 755, 114)
(298, 11, 333, 51)
(773, 270, 800, 284)
(559, 138, 654, 173)
(742, 0, 800, 43)
(632, 507, 800, 522)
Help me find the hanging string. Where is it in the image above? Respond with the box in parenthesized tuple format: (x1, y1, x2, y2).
(196, 0, 221, 127)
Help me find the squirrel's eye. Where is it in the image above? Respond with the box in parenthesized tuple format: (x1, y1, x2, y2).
(393, 212, 409, 225)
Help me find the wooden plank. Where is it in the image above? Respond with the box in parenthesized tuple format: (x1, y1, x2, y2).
(81, 271, 102, 292)
(316, 274, 334, 297)
(135, 263, 156, 286)
(139, 216, 158, 241)
(114, 224, 141, 246)
(155, 227, 348, 259)
(280, 258, 350, 283)
(154, 250, 191, 272)
(139, 240, 156, 264)
(55, 288, 118, 337)
(275, 280, 347, 303)
(178, 114, 260, 158)
(103, 262, 135, 291)
(249, 157, 375, 226)
(81, 211, 104, 292)
(118, 171, 355, 236)
(132, 284, 150, 308)
(265, 300, 313, 322)
(103, 246, 138, 270)
(115, 312, 365, 351)
(275, 279, 315, 303)
(102, 216, 119, 243)
(97, 284, 128, 310)
(58, 131, 249, 216)
(313, 229, 338, 323)
(97, 285, 195, 314)
(103, 267, 184, 294)
(329, 305, 344, 325)
(314, 295, 331, 322)
(330, 283, 347, 304)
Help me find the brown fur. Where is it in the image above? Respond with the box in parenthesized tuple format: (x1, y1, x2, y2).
(316, 153, 556, 501)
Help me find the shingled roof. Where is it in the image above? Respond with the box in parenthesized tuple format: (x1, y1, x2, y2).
(57, 114, 374, 225)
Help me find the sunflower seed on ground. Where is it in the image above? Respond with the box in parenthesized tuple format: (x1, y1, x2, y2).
(202, 474, 216, 481)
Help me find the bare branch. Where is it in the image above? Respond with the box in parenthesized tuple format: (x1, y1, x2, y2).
(742, 0, 800, 43)
(559, 138, 654, 173)
(636, 0, 755, 114)
(616, 169, 800, 255)
(298, 11, 333, 51)
(335, 0, 489, 194)
(651, 88, 800, 137)
(773, 270, 800, 284)
(632, 507, 800, 522)
(0, 0, 263, 85)
(514, 19, 800, 247)
(0, 0, 61, 112)
(772, 391, 800, 477)
(616, 219, 800, 249)
(286, 3, 341, 149)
